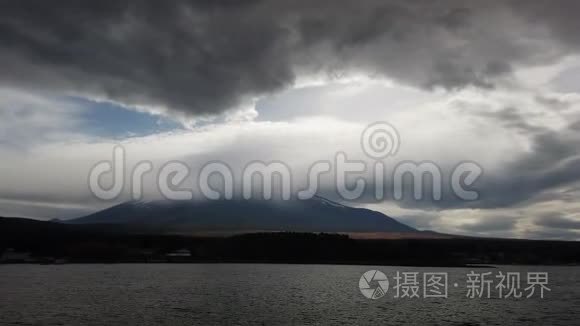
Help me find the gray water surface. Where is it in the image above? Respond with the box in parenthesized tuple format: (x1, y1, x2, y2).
(0, 264, 578, 325)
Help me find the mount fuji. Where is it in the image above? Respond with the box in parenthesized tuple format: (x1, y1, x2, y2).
(67, 196, 418, 234)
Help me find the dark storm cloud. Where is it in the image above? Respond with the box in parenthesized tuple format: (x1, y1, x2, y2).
(523, 228, 580, 241)
(397, 212, 441, 231)
(458, 216, 518, 233)
(466, 119, 580, 209)
(426, 107, 580, 210)
(0, 0, 577, 116)
(535, 96, 571, 112)
(455, 105, 550, 136)
(535, 213, 580, 230)
(347, 98, 580, 211)
(0, 199, 94, 219)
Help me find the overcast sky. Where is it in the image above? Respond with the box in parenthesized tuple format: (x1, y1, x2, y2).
(1, 0, 580, 240)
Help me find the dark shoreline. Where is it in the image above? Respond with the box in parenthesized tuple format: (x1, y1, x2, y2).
(0, 260, 502, 268)
(3, 217, 580, 267)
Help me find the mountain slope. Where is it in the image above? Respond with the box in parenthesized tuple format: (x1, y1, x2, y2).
(67, 196, 417, 233)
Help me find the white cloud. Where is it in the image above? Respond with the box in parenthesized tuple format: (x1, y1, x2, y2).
(2, 78, 580, 240)
(0, 88, 88, 149)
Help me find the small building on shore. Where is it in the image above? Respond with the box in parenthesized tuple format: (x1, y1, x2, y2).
(165, 249, 192, 262)
(0, 249, 32, 263)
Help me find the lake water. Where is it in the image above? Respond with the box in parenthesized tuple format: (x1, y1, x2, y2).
(0, 264, 579, 325)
